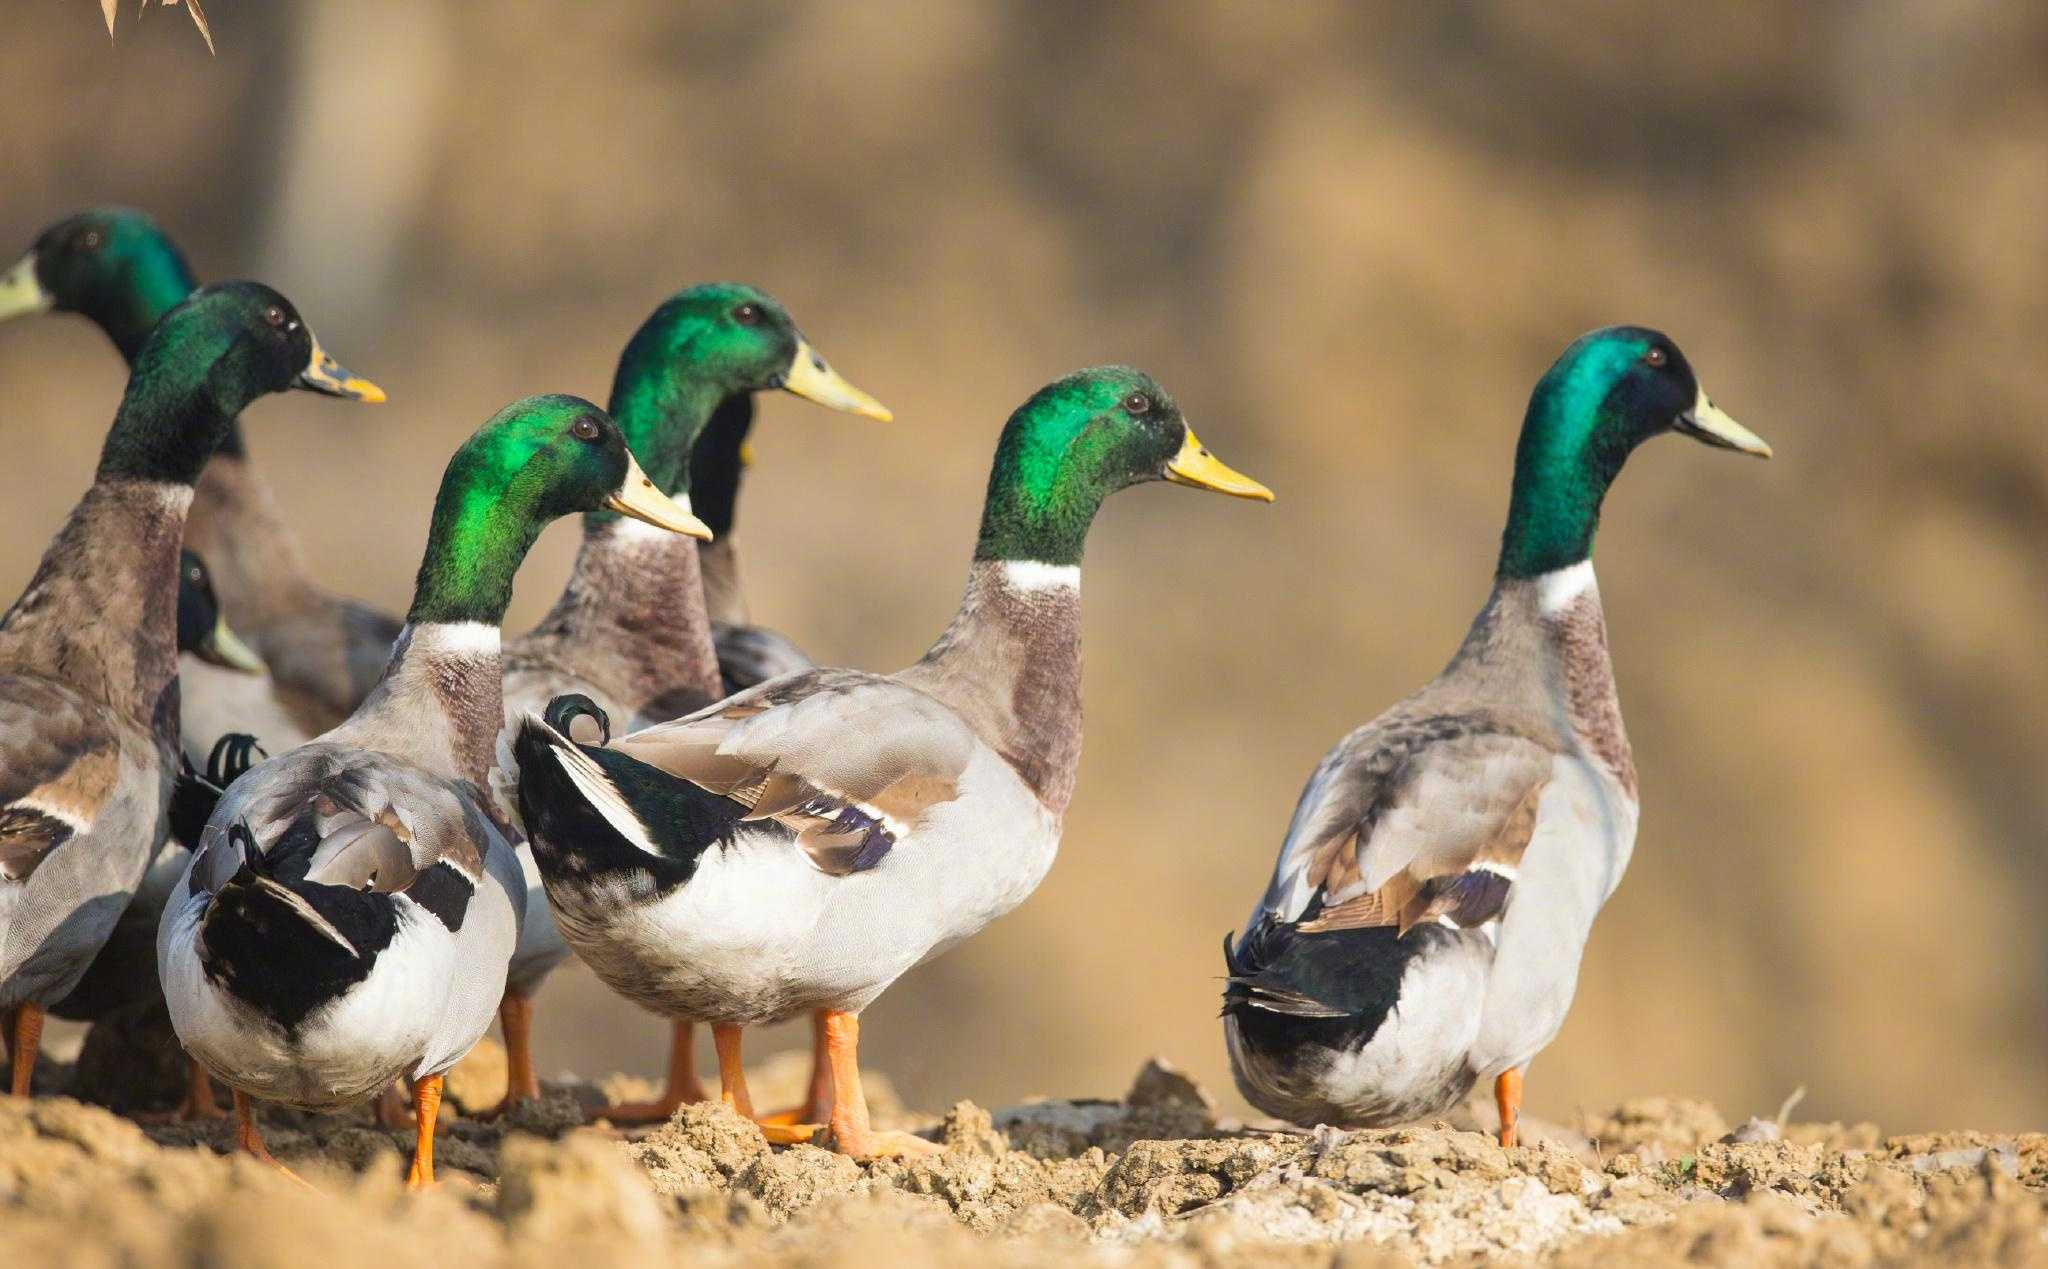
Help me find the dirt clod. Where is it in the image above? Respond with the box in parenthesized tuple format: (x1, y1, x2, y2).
(3, 1059, 2041, 1265)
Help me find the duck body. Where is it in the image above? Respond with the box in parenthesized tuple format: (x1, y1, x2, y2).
(1222, 327, 1769, 1140)
(516, 366, 1273, 1158)
(518, 606, 1066, 1027)
(0, 481, 191, 1018)
(1224, 569, 1639, 1127)
(48, 733, 258, 1026)
(157, 719, 525, 1109)
(0, 667, 175, 1013)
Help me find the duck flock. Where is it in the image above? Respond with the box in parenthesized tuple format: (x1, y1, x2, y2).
(0, 206, 1769, 1188)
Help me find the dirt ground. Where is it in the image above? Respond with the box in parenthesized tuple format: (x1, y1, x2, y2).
(4, 1035, 2042, 1268)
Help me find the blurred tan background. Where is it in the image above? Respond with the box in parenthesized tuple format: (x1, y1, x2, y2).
(2, 2, 2042, 1133)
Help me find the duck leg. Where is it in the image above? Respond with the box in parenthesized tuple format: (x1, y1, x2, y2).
(820, 1010, 935, 1162)
(1495, 1068, 1523, 1147)
(712, 1023, 755, 1117)
(180, 1058, 226, 1120)
(711, 1022, 819, 1146)
(232, 1089, 310, 1187)
(7, 1002, 42, 1096)
(406, 1074, 443, 1190)
(755, 1010, 834, 1128)
(493, 990, 542, 1112)
(594, 1019, 708, 1124)
(375, 1078, 417, 1129)
(136, 1057, 228, 1123)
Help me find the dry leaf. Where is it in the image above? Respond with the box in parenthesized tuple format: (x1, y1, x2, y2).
(102, 0, 214, 55)
(180, 0, 214, 55)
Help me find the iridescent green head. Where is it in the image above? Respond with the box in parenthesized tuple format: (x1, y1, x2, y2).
(602, 282, 888, 526)
(98, 281, 382, 485)
(409, 394, 712, 625)
(1, 207, 197, 361)
(1497, 326, 1771, 580)
(974, 366, 1273, 566)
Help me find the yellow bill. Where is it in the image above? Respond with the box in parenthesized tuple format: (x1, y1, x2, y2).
(0, 252, 52, 322)
(1165, 428, 1275, 501)
(296, 335, 386, 403)
(607, 452, 714, 539)
(1678, 387, 1771, 458)
(782, 339, 893, 421)
(198, 614, 268, 675)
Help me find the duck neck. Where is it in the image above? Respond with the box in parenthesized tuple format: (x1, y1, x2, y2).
(182, 452, 317, 631)
(525, 364, 729, 707)
(0, 480, 192, 729)
(972, 479, 1107, 569)
(1494, 364, 1645, 581)
(691, 395, 752, 626)
(1450, 564, 1636, 795)
(348, 622, 505, 785)
(102, 251, 197, 365)
(525, 517, 723, 711)
(903, 558, 1085, 815)
(95, 349, 241, 487)
(361, 470, 536, 782)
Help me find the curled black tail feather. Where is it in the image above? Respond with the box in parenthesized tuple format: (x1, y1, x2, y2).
(168, 734, 267, 847)
(208, 732, 265, 785)
(544, 693, 611, 745)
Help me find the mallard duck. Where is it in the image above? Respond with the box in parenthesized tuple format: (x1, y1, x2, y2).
(158, 394, 709, 1187)
(514, 366, 1271, 1159)
(494, 284, 887, 1120)
(1222, 327, 1770, 1145)
(1, 281, 380, 1097)
(0, 207, 403, 726)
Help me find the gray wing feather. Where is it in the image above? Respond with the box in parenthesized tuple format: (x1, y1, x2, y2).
(1260, 707, 1554, 933)
(0, 679, 122, 881)
(611, 669, 981, 873)
(193, 742, 492, 896)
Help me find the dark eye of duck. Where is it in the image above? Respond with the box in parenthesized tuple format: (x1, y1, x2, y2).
(1123, 392, 1153, 415)
(732, 302, 762, 326)
(264, 305, 287, 329)
(1644, 347, 1668, 369)
(79, 229, 105, 252)
(185, 565, 203, 585)
(570, 416, 603, 442)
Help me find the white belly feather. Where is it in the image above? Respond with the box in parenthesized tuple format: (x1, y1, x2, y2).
(548, 745, 1060, 1023)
